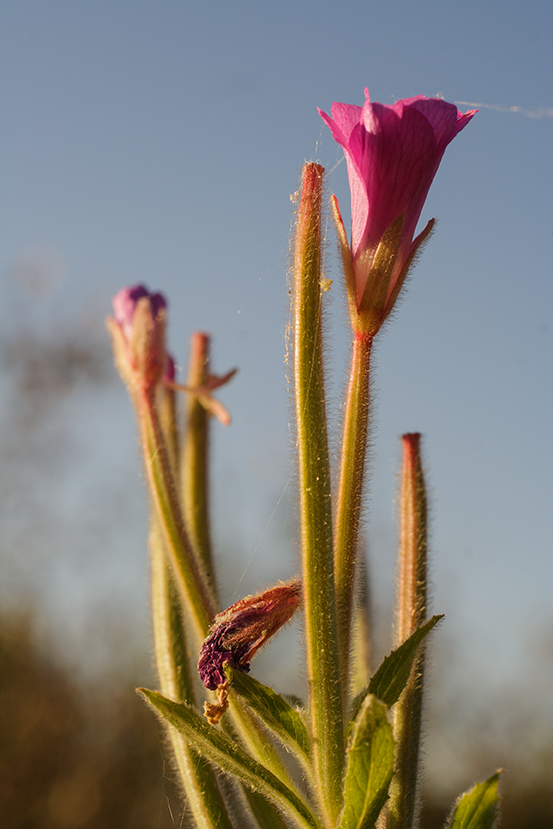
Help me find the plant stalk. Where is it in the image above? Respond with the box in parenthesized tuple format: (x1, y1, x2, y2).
(181, 332, 217, 594)
(138, 388, 216, 642)
(150, 521, 234, 828)
(333, 332, 373, 693)
(292, 162, 344, 825)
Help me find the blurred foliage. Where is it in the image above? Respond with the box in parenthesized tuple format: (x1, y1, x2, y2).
(0, 609, 185, 829)
(1, 606, 553, 828)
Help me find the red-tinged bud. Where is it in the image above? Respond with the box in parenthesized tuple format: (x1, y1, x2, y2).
(107, 284, 169, 392)
(198, 581, 301, 692)
(388, 432, 429, 829)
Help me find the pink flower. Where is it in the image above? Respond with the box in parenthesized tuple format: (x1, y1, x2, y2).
(319, 90, 476, 327)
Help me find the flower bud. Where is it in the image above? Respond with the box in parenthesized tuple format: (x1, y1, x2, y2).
(108, 284, 169, 392)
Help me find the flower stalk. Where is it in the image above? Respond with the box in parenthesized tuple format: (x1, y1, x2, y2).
(333, 331, 373, 689)
(149, 521, 234, 828)
(137, 387, 216, 641)
(107, 286, 216, 641)
(181, 332, 217, 594)
(291, 162, 344, 824)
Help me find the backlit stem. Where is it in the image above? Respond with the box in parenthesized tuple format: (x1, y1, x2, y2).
(138, 388, 216, 641)
(181, 332, 217, 595)
(150, 521, 234, 828)
(333, 332, 373, 692)
(292, 162, 344, 825)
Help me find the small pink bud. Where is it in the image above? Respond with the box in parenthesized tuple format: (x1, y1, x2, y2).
(108, 283, 169, 391)
(112, 284, 166, 340)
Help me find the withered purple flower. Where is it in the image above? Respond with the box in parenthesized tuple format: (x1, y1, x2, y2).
(198, 581, 301, 692)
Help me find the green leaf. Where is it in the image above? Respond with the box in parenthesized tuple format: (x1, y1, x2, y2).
(226, 667, 311, 763)
(370, 615, 442, 705)
(245, 788, 297, 829)
(447, 771, 501, 829)
(138, 688, 321, 829)
(351, 615, 443, 720)
(338, 695, 395, 829)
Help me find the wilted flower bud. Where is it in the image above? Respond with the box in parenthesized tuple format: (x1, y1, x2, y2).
(198, 580, 301, 692)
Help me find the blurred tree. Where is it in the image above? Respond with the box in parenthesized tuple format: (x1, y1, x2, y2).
(0, 609, 184, 829)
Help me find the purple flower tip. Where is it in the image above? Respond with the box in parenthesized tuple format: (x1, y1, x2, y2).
(109, 284, 170, 388)
(112, 284, 167, 340)
(198, 622, 252, 690)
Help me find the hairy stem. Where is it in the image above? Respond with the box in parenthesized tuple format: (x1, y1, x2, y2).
(292, 162, 344, 824)
(334, 333, 373, 693)
(181, 332, 217, 595)
(387, 433, 428, 829)
(150, 521, 234, 827)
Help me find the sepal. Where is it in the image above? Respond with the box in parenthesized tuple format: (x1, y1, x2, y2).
(355, 213, 403, 335)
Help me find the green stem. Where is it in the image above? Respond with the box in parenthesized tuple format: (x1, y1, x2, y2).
(181, 332, 217, 595)
(159, 381, 180, 474)
(138, 388, 216, 641)
(387, 433, 428, 829)
(350, 553, 373, 698)
(292, 162, 344, 825)
(150, 522, 235, 828)
(334, 334, 373, 693)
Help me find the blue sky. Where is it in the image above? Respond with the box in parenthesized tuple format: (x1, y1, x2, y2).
(1, 0, 552, 786)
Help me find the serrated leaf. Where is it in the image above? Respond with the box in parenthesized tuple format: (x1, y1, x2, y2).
(351, 615, 443, 721)
(226, 666, 311, 762)
(447, 771, 501, 829)
(138, 688, 320, 829)
(338, 695, 395, 829)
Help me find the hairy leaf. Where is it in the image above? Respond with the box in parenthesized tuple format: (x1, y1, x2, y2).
(138, 688, 320, 829)
(447, 771, 501, 829)
(226, 667, 311, 762)
(339, 695, 394, 829)
(351, 615, 443, 721)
